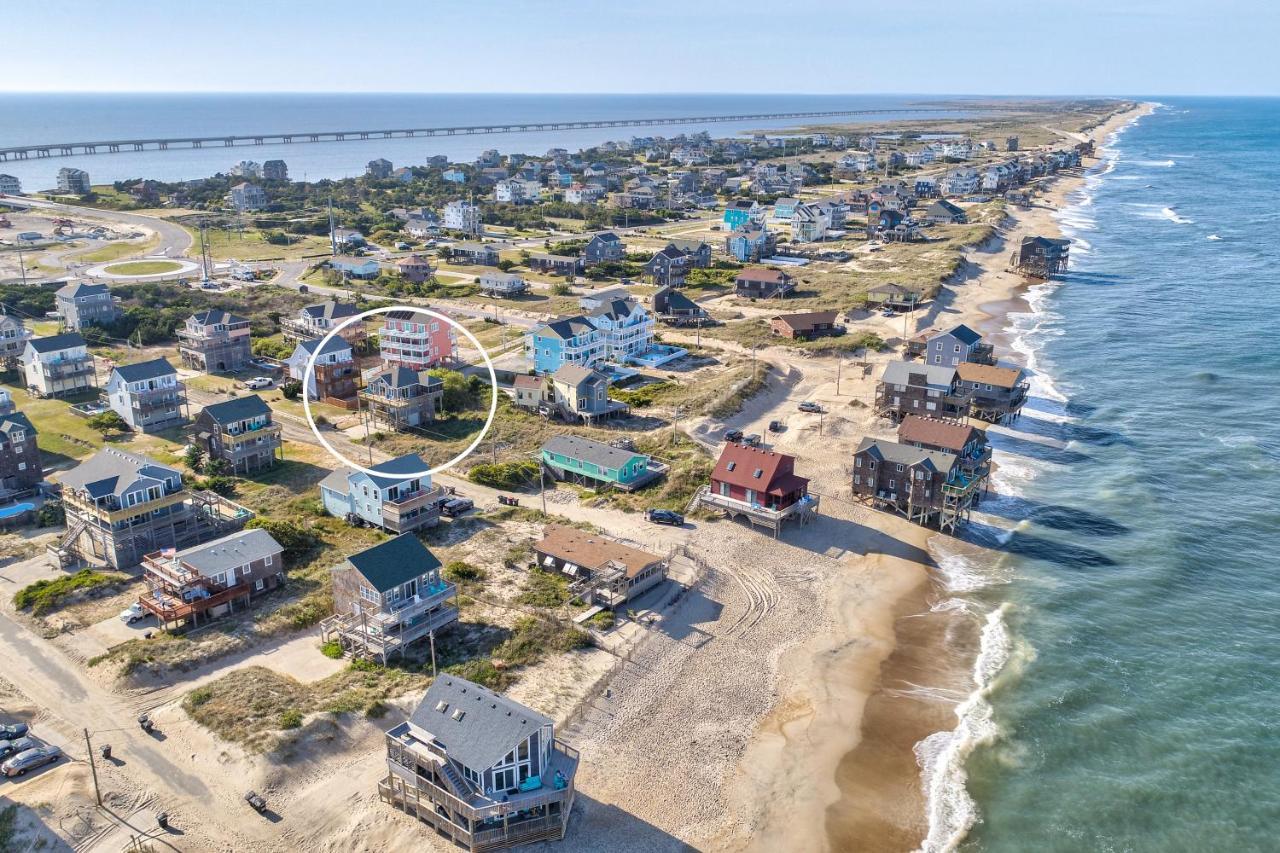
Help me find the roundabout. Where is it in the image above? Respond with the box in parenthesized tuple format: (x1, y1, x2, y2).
(89, 258, 200, 279)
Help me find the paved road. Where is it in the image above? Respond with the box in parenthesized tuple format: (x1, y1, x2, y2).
(2, 195, 194, 258)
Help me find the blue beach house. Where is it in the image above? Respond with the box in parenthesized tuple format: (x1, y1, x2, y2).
(723, 199, 763, 229)
(320, 453, 444, 534)
(524, 316, 604, 375)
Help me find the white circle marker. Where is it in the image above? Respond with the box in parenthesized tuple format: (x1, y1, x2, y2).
(301, 305, 499, 479)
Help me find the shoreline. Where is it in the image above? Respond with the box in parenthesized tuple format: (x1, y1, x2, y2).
(726, 101, 1154, 853)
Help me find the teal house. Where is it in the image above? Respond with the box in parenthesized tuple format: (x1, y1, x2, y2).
(540, 434, 664, 491)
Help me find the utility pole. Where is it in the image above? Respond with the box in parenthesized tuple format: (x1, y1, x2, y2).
(751, 344, 758, 381)
(836, 359, 843, 395)
(16, 245, 27, 287)
(539, 464, 547, 515)
(84, 728, 102, 806)
(429, 630, 438, 678)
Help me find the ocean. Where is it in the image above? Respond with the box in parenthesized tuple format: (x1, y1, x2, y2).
(922, 98, 1280, 851)
(0, 92, 976, 190)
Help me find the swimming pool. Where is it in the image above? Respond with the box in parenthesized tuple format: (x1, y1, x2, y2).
(0, 502, 35, 520)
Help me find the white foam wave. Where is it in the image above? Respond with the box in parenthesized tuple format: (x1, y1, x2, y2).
(1206, 234, 1222, 241)
(1160, 207, 1193, 224)
(915, 604, 1014, 853)
(1131, 158, 1176, 167)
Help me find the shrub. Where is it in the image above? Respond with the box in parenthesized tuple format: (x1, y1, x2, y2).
(196, 475, 237, 497)
(36, 501, 65, 528)
(204, 457, 230, 477)
(550, 282, 572, 296)
(588, 610, 616, 631)
(467, 459, 538, 490)
(183, 444, 205, 472)
(280, 379, 303, 400)
(364, 700, 388, 718)
(246, 517, 318, 559)
(279, 709, 304, 729)
(86, 410, 128, 435)
(516, 570, 569, 608)
(350, 657, 381, 673)
(443, 560, 485, 583)
(13, 569, 123, 615)
(187, 687, 214, 708)
(320, 641, 344, 659)
(445, 658, 509, 691)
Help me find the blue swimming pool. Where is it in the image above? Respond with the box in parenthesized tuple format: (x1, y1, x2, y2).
(0, 502, 35, 519)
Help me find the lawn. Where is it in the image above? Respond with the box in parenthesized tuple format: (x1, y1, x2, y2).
(77, 233, 161, 264)
(175, 223, 331, 262)
(103, 260, 184, 276)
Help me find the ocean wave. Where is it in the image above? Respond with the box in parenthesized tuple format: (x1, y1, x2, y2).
(915, 604, 1015, 853)
(1206, 234, 1223, 241)
(1130, 158, 1176, 167)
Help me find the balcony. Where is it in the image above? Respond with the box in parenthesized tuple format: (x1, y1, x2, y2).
(40, 358, 95, 380)
(697, 487, 820, 522)
(140, 578, 250, 623)
(373, 580, 458, 626)
(221, 422, 282, 447)
(65, 488, 187, 525)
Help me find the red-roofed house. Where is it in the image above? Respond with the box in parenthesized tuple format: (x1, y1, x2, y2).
(698, 443, 818, 536)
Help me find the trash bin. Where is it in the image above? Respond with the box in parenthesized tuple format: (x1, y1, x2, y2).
(156, 812, 169, 830)
(100, 744, 111, 760)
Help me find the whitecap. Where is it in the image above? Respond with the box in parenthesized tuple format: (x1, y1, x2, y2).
(1130, 159, 1176, 167)
(1206, 234, 1223, 241)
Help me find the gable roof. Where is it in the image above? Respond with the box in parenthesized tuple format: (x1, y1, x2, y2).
(512, 374, 544, 391)
(898, 415, 985, 453)
(0, 411, 36, 438)
(190, 309, 248, 326)
(344, 534, 441, 593)
(854, 436, 957, 472)
(711, 443, 807, 496)
(955, 362, 1024, 388)
(56, 282, 109, 299)
(535, 524, 662, 580)
(176, 528, 282, 577)
(880, 361, 957, 391)
(112, 357, 176, 383)
(586, 298, 641, 322)
(58, 448, 178, 500)
(667, 238, 708, 254)
(736, 267, 789, 284)
(550, 363, 606, 388)
(361, 453, 432, 489)
(534, 316, 596, 341)
(27, 333, 86, 354)
(651, 244, 688, 261)
(295, 335, 353, 357)
(936, 324, 982, 346)
(589, 231, 621, 244)
(772, 311, 838, 332)
(410, 676, 552, 773)
(542, 434, 640, 471)
(199, 394, 271, 426)
(654, 286, 698, 312)
(301, 301, 358, 321)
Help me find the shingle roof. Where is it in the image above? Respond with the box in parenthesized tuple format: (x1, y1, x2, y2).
(897, 415, 984, 453)
(586, 298, 640, 322)
(512, 374, 544, 391)
(854, 436, 957, 472)
(58, 448, 178, 500)
(535, 524, 662, 580)
(550, 363, 605, 388)
(56, 282, 109, 299)
(737, 267, 789, 284)
(534, 316, 596, 341)
(200, 394, 271, 426)
(542, 434, 640, 471)
(27, 333, 86, 354)
(0, 411, 36, 438)
(364, 453, 431, 489)
(295, 336, 352, 357)
(772, 311, 838, 332)
(409, 676, 552, 773)
(175, 528, 282, 578)
(190, 309, 248, 326)
(938, 324, 982, 346)
(879, 361, 957, 391)
(955, 362, 1024, 388)
(711, 444, 807, 496)
(113, 358, 176, 383)
(301, 301, 359, 321)
(345, 534, 441, 594)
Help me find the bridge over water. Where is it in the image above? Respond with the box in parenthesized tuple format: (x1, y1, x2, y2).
(0, 107, 1004, 162)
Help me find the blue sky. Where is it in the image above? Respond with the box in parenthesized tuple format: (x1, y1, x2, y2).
(4, 0, 1277, 95)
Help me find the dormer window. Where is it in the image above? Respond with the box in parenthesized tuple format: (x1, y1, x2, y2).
(753, 469, 762, 478)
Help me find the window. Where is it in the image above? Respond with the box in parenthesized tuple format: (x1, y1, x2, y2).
(255, 578, 265, 591)
(265, 554, 274, 567)
(888, 479, 896, 489)
(933, 356, 941, 364)
(896, 464, 904, 473)
(854, 457, 862, 468)
(953, 344, 961, 353)
(853, 474, 861, 485)
(726, 461, 736, 472)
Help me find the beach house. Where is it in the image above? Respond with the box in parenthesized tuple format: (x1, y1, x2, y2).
(359, 366, 445, 430)
(643, 244, 693, 287)
(322, 535, 458, 663)
(106, 358, 187, 434)
(378, 310, 456, 370)
(192, 394, 283, 474)
(395, 255, 435, 284)
(1011, 235, 1071, 278)
(55, 282, 118, 332)
(524, 316, 604, 374)
(478, 271, 528, 298)
(533, 524, 667, 608)
(850, 437, 979, 532)
(769, 311, 842, 341)
(178, 309, 253, 374)
(723, 200, 764, 229)
(954, 363, 1029, 423)
(52, 448, 251, 570)
(865, 283, 925, 311)
(697, 443, 818, 536)
(653, 286, 710, 326)
(138, 528, 285, 631)
(21, 333, 96, 398)
(585, 298, 655, 362)
(898, 415, 991, 478)
(544, 364, 630, 423)
(735, 267, 795, 299)
(0, 411, 41, 496)
(320, 453, 445, 534)
(583, 232, 625, 265)
(874, 361, 970, 423)
(724, 221, 776, 262)
(924, 324, 995, 367)
(286, 336, 358, 403)
(281, 300, 366, 349)
(540, 434, 663, 491)
(378, 676, 578, 849)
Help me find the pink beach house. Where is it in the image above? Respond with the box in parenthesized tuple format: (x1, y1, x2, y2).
(378, 310, 456, 370)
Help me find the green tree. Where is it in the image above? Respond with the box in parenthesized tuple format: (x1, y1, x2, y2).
(183, 444, 205, 473)
(86, 410, 128, 435)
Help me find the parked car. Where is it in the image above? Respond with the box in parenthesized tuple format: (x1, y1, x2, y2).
(742, 434, 762, 447)
(798, 401, 823, 413)
(768, 420, 784, 432)
(0, 736, 36, 760)
(441, 497, 474, 518)
(244, 377, 273, 390)
(645, 509, 684, 526)
(119, 603, 146, 624)
(723, 429, 744, 443)
(0, 723, 29, 740)
(2, 745, 61, 777)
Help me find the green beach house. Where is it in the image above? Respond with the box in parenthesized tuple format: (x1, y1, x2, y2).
(539, 434, 664, 491)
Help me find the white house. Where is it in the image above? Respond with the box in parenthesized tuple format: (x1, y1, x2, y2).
(442, 200, 481, 235)
(106, 358, 186, 434)
(21, 333, 95, 398)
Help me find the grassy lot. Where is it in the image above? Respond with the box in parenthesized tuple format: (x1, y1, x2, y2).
(702, 318, 885, 355)
(13, 568, 130, 615)
(77, 233, 161, 264)
(103, 260, 184, 276)
(175, 223, 331, 262)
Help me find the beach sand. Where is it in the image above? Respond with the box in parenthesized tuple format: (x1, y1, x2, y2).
(812, 101, 1157, 853)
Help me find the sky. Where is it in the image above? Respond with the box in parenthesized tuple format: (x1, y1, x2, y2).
(3, 0, 1278, 96)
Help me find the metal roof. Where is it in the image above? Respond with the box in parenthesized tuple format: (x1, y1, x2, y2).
(409, 676, 552, 773)
(345, 534, 441, 594)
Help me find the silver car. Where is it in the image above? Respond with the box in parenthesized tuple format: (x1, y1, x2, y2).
(2, 745, 62, 777)
(0, 736, 36, 760)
